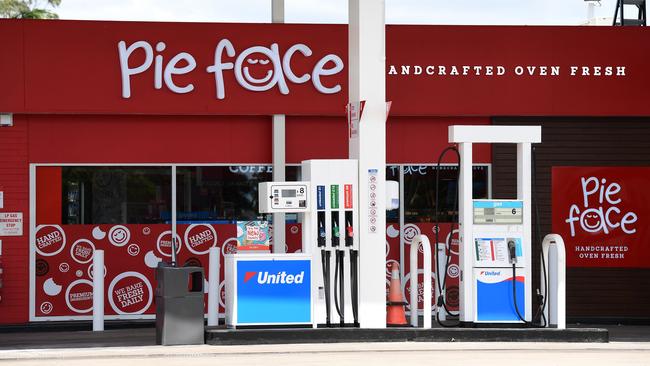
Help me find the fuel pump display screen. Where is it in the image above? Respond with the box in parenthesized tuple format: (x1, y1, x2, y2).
(272, 185, 307, 209)
(473, 200, 523, 225)
(282, 189, 297, 198)
(258, 182, 310, 213)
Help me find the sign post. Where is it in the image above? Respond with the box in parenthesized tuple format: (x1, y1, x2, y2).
(349, 0, 387, 328)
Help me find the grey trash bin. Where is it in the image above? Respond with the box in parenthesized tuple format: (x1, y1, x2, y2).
(155, 262, 205, 345)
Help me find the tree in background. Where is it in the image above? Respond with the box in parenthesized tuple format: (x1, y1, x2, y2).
(0, 0, 62, 19)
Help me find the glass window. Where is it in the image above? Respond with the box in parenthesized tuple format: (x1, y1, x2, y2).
(61, 167, 171, 224)
(387, 165, 400, 224)
(175, 165, 301, 224)
(404, 165, 489, 223)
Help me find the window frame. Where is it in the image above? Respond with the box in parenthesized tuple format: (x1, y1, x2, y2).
(28, 162, 300, 321)
(28, 162, 489, 321)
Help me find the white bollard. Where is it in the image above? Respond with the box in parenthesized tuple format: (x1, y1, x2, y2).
(409, 235, 432, 328)
(541, 234, 566, 329)
(92, 249, 104, 331)
(207, 247, 221, 327)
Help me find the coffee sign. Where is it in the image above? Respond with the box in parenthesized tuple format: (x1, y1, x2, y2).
(552, 167, 650, 267)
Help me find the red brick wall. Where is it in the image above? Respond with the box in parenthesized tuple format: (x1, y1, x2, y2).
(0, 115, 30, 324)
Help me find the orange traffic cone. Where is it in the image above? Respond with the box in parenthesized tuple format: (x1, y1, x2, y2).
(386, 262, 408, 326)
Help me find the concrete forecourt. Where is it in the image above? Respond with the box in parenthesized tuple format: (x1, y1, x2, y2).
(2, 342, 650, 366)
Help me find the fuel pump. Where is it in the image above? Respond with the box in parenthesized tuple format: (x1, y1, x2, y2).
(260, 160, 360, 328)
(446, 125, 543, 326)
(302, 159, 359, 328)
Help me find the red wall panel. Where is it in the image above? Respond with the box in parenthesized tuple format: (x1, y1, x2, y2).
(386, 26, 650, 117)
(2, 20, 650, 117)
(387, 117, 492, 164)
(0, 22, 25, 111)
(285, 116, 348, 163)
(27, 115, 272, 164)
(11, 20, 347, 116)
(286, 116, 493, 164)
(0, 115, 30, 324)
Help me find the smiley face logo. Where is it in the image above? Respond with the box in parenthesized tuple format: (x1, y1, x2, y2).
(142, 227, 151, 235)
(447, 264, 460, 279)
(402, 224, 421, 244)
(127, 244, 140, 256)
(108, 225, 130, 247)
(59, 262, 70, 273)
(579, 208, 604, 233)
(244, 57, 273, 85)
(234, 44, 288, 94)
(112, 229, 127, 243)
(583, 213, 601, 230)
(40, 302, 53, 315)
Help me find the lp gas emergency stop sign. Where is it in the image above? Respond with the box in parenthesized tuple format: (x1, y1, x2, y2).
(0, 212, 23, 236)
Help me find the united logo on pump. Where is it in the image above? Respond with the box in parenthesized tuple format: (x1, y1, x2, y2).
(476, 270, 525, 322)
(237, 260, 311, 324)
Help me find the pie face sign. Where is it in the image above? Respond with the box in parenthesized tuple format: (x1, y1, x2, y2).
(552, 167, 649, 268)
(118, 39, 344, 100)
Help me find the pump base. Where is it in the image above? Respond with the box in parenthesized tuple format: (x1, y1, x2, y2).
(458, 321, 528, 329)
(206, 326, 608, 345)
(316, 323, 359, 328)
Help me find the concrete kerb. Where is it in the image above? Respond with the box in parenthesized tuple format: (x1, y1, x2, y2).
(2, 342, 650, 361)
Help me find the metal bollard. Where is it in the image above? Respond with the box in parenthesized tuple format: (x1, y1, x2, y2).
(541, 234, 566, 329)
(92, 249, 104, 331)
(409, 235, 432, 328)
(207, 247, 221, 327)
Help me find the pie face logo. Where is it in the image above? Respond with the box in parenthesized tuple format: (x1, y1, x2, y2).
(119, 39, 344, 100)
(565, 176, 638, 237)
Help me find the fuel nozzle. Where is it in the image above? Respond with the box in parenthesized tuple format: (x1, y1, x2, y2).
(508, 240, 517, 264)
(345, 220, 354, 247)
(317, 212, 326, 247)
(332, 220, 340, 247)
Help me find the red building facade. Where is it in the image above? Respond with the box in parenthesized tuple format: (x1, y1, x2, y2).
(0, 20, 648, 324)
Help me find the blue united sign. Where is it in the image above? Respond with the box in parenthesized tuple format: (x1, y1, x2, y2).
(237, 260, 311, 324)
